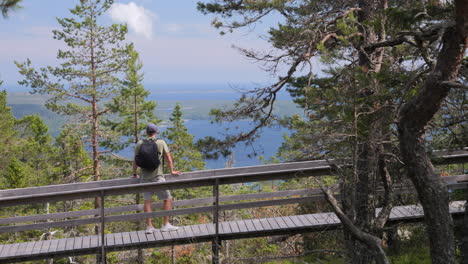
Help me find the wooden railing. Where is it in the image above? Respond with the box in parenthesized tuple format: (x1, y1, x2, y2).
(0, 150, 467, 263)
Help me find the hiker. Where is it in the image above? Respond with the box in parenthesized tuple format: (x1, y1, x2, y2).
(132, 123, 182, 233)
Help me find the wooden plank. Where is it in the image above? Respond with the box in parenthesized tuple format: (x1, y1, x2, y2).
(220, 221, 231, 234)
(266, 217, 280, 230)
(190, 224, 201, 236)
(297, 214, 313, 226)
(229, 220, 240, 234)
(90, 236, 100, 250)
(282, 216, 297, 228)
(323, 213, 338, 225)
(39, 239, 52, 254)
(121, 232, 132, 245)
(206, 223, 215, 235)
(288, 215, 304, 227)
(81, 236, 91, 249)
(114, 232, 124, 246)
(289, 215, 306, 228)
(198, 224, 210, 237)
(153, 230, 164, 241)
(309, 213, 325, 225)
(170, 227, 181, 240)
(1, 244, 13, 257)
(178, 225, 189, 239)
(243, 220, 256, 232)
(161, 229, 173, 241)
(258, 218, 272, 231)
(106, 233, 115, 247)
(7, 243, 20, 257)
(236, 220, 248, 233)
(129, 231, 140, 244)
(0, 217, 99, 234)
(274, 217, 289, 230)
(391, 207, 406, 219)
(184, 225, 195, 239)
(144, 230, 157, 243)
(252, 218, 264, 231)
(312, 213, 327, 224)
(73, 236, 83, 252)
(55, 238, 66, 253)
(48, 239, 60, 254)
(177, 226, 189, 239)
(16, 241, 34, 257)
(137, 230, 148, 244)
(0, 243, 6, 257)
(12, 242, 28, 258)
(31, 240, 43, 255)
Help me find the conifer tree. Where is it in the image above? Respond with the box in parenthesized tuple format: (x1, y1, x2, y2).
(162, 103, 205, 172)
(104, 45, 158, 150)
(54, 125, 92, 184)
(15, 114, 56, 186)
(15, 0, 130, 210)
(0, 90, 17, 172)
(3, 158, 26, 189)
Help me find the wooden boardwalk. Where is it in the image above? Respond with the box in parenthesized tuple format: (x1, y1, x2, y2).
(0, 201, 464, 263)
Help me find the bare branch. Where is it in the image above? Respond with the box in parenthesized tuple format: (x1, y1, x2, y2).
(441, 81, 468, 90)
(312, 177, 390, 264)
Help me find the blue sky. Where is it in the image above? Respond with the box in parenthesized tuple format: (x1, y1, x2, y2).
(0, 0, 282, 88)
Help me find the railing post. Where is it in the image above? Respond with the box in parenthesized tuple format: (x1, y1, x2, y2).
(100, 190, 106, 264)
(212, 178, 221, 264)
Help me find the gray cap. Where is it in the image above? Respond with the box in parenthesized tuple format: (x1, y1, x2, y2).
(146, 123, 158, 133)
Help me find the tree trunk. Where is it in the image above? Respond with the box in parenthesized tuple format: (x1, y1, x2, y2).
(341, 1, 389, 263)
(398, 2, 467, 263)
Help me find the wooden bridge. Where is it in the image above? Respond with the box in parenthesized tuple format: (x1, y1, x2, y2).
(0, 150, 467, 263)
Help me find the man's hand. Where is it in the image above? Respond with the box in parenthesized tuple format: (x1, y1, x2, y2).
(171, 170, 182, 176)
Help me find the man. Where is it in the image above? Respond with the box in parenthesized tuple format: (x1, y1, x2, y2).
(133, 123, 182, 233)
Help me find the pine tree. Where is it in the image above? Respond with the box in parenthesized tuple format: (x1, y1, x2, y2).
(54, 125, 93, 184)
(14, 114, 56, 186)
(15, 0, 130, 201)
(103, 45, 158, 151)
(0, 90, 17, 172)
(162, 103, 205, 172)
(3, 158, 26, 189)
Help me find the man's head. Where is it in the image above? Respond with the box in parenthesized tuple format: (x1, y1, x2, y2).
(146, 123, 158, 136)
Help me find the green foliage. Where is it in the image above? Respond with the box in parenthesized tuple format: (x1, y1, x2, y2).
(162, 103, 206, 172)
(103, 45, 158, 152)
(147, 250, 171, 264)
(2, 158, 27, 189)
(0, 90, 17, 169)
(0, 0, 22, 18)
(53, 125, 92, 183)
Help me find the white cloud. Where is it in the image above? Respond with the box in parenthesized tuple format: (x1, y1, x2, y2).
(108, 2, 155, 39)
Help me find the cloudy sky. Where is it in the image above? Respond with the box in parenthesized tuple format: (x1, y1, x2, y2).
(0, 0, 280, 87)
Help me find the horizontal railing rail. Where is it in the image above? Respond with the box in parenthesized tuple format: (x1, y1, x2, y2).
(0, 174, 466, 233)
(1, 149, 466, 200)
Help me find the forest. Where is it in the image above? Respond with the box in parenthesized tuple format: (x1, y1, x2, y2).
(0, 0, 467, 263)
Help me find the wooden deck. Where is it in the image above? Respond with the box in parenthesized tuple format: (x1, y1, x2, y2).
(0, 201, 465, 263)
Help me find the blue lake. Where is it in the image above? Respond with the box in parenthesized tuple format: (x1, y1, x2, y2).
(120, 119, 290, 169)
